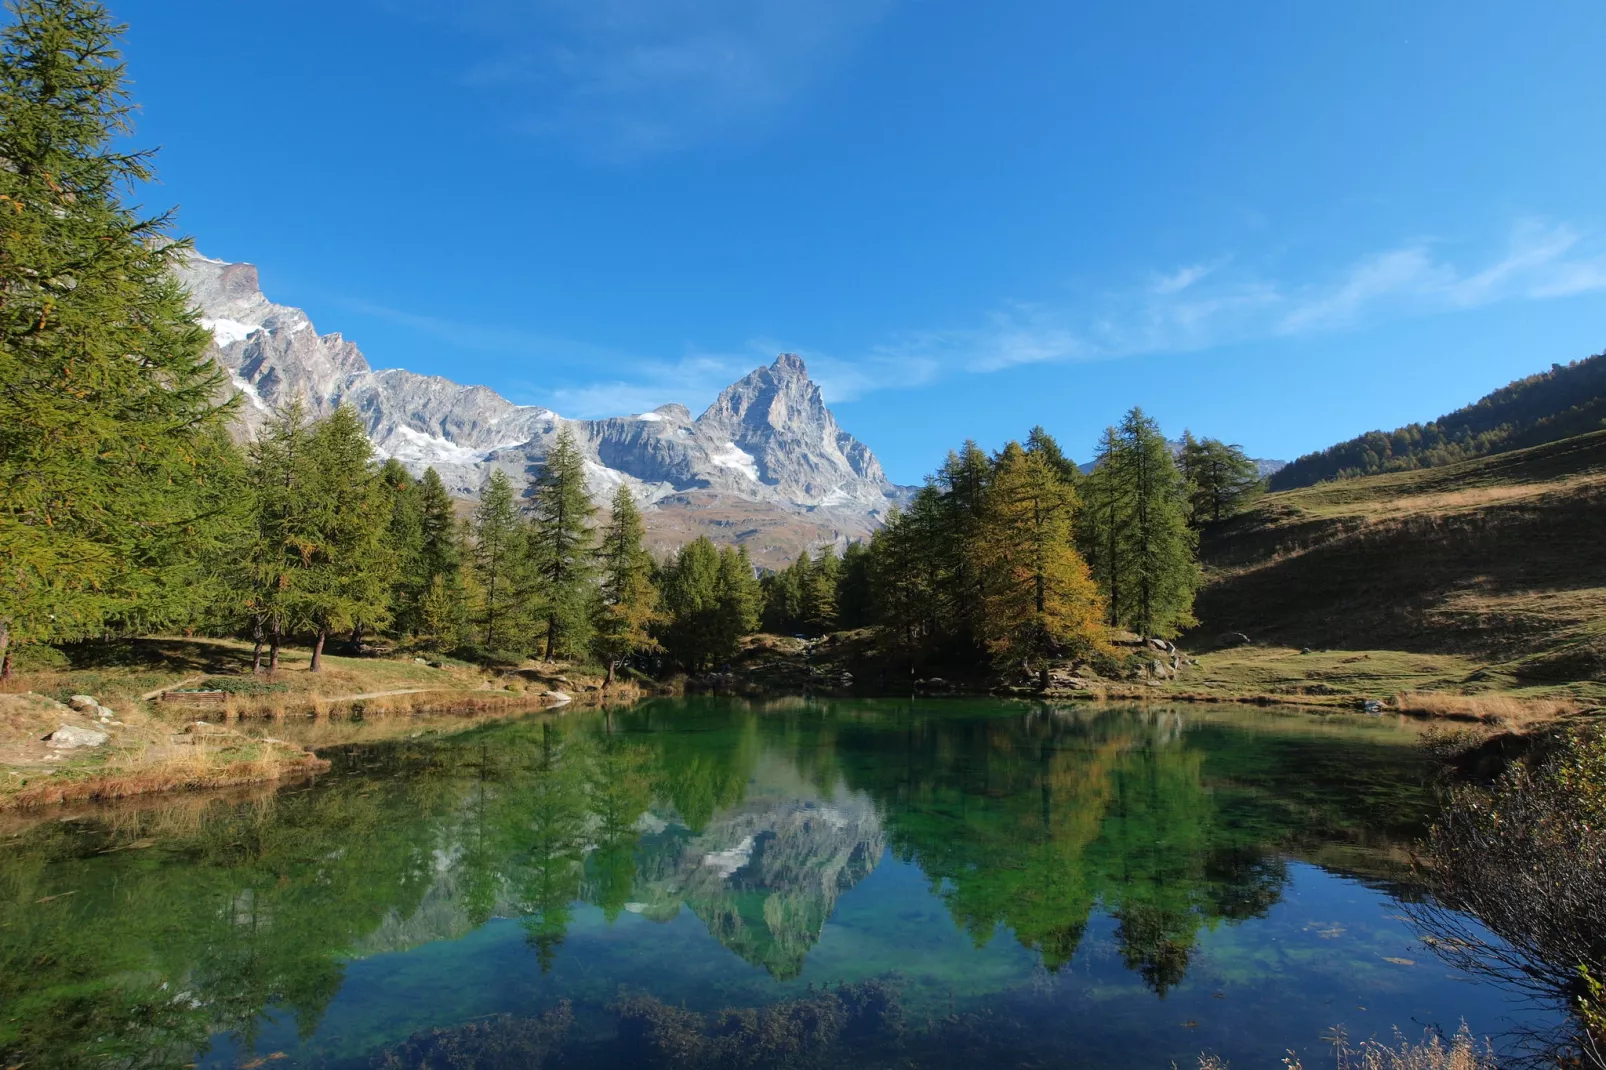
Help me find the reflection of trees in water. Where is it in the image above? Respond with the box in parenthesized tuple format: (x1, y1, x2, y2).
(0, 700, 1429, 1067)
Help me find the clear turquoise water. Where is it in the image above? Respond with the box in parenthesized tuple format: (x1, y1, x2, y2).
(0, 698, 1559, 1068)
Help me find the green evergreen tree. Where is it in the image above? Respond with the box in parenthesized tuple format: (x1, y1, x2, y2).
(415, 467, 466, 649)
(716, 545, 762, 647)
(244, 400, 315, 673)
(761, 553, 809, 634)
(1178, 431, 1263, 526)
(835, 540, 874, 629)
(657, 536, 723, 671)
(0, 0, 238, 674)
(300, 405, 394, 669)
(1115, 408, 1199, 639)
(1025, 425, 1083, 488)
(801, 547, 840, 635)
(378, 459, 424, 636)
(936, 442, 992, 648)
(591, 485, 660, 686)
(868, 486, 946, 667)
(471, 469, 525, 655)
(527, 428, 595, 661)
(1078, 426, 1131, 629)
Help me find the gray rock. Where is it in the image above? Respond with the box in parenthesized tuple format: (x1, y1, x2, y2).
(68, 695, 98, 711)
(1217, 632, 1252, 648)
(45, 725, 109, 749)
(175, 254, 914, 544)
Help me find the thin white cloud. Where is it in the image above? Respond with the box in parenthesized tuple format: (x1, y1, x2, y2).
(381, 0, 893, 156)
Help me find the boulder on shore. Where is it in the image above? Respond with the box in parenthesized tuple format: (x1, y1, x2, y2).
(45, 724, 109, 749)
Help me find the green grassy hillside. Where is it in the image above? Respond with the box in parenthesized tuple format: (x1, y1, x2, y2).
(1196, 429, 1606, 685)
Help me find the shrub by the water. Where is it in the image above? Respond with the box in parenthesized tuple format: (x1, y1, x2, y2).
(1412, 726, 1606, 1066)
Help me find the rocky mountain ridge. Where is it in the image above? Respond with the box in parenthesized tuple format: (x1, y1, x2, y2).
(177, 253, 912, 561)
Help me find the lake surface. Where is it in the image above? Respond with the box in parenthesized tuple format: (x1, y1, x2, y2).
(0, 698, 1561, 1068)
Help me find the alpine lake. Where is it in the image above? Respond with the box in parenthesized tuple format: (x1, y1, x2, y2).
(0, 697, 1565, 1069)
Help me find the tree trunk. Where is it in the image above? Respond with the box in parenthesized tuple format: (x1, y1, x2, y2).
(603, 659, 616, 689)
(544, 619, 556, 663)
(0, 620, 10, 680)
(310, 628, 327, 672)
(251, 619, 265, 674)
(351, 623, 364, 655)
(269, 624, 281, 674)
(1039, 663, 1050, 691)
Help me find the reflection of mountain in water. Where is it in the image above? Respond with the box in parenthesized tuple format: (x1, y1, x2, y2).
(626, 783, 884, 978)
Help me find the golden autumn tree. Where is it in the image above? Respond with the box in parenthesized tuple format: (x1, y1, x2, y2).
(973, 441, 1106, 688)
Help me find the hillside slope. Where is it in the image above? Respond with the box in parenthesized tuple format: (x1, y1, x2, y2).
(1195, 429, 1606, 683)
(1270, 352, 1606, 489)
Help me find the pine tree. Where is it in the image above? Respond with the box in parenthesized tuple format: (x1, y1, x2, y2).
(801, 547, 840, 635)
(835, 540, 874, 629)
(657, 536, 722, 671)
(0, 0, 238, 674)
(592, 485, 660, 686)
(415, 467, 465, 649)
(1116, 408, 1199, 639)
(300, 405, 394, 669)
(1078, 426, 1131, 629)
(1025, 425, 1083, 488)
(378, 459, 424, 637)
(761, 553, 809, 634)
(1179, 432, 1263, 526)
(244, 400, 315, 673)
(471, 468, 525, 655)
(527, 428, 595, 661)
(936, 442, 992, 648)
(869, 486, 946, 666)
(716, 545, 762, 647)
(972, 442, 1105, 687)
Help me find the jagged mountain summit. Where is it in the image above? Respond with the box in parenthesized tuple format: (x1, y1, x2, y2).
(177, 253, 911, 562)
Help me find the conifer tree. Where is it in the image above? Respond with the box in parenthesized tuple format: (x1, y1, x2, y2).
(1078, 426, 1131, 629)
(761, 553, 809, 634)
(378, 459, 424, 637)
(973, 442, 1105, 687)
(936, 442, 992, 647)
(0, 0, 238, 674)
(1116, 408, 1199, 639)
(300, 405, 393, 669)
(471, 469, 525, 654)
(801, 547, 840, 635)
(527, 428, 595, 661)
(716, 544, 762, 645)
(1025, 425, 1083, 488)
(592, 485, 660, 686)
(244, 400, 315, 673)
(835, 540, 874, 629)
(657, 536, 722, 671)
(868, 487, 946, 665)
(415, 467, 465, 649)
(1179, 432, 1263, 526)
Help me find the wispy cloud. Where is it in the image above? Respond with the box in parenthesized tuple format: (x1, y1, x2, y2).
(380, 0, 893, 156)
(337, 219, 1606, 419)
(871, 219, 1606, 380)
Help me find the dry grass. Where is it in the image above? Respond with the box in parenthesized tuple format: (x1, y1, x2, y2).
(1392, 690, 1579, 727)
(1199, 1024, 1497, 1070)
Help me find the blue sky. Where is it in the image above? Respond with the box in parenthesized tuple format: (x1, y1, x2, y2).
(115, 0, 1606, 482)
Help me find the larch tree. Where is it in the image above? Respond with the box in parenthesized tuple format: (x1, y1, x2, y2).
(657, 536, 723, 671)
(800, 546, 840, 635)
(1078, 426, 1131, 630)
(936, 441, 992, 648)
(244, 400, 314, 673)
(527, 428, 595, 661)
(972, 442, 1105, 688)
(0, 0, 239, 675)
(300, 405, 393, 669)
(415, 467, 465, 650)
(591, 485, 660, 687)
(715, 544, 762, 649)
(378, 458, 424, 638)
(1178, 431, 1263, 526)
(470, 468, 524, 654)
(1115, 408, 1199, 639)
(1025, 425, 1083, 488)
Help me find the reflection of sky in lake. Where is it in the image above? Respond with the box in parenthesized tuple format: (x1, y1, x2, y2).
(0, 699, 1563, 1069)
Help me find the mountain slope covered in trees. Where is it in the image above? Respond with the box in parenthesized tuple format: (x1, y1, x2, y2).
(1271, 352, 1606, 490)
